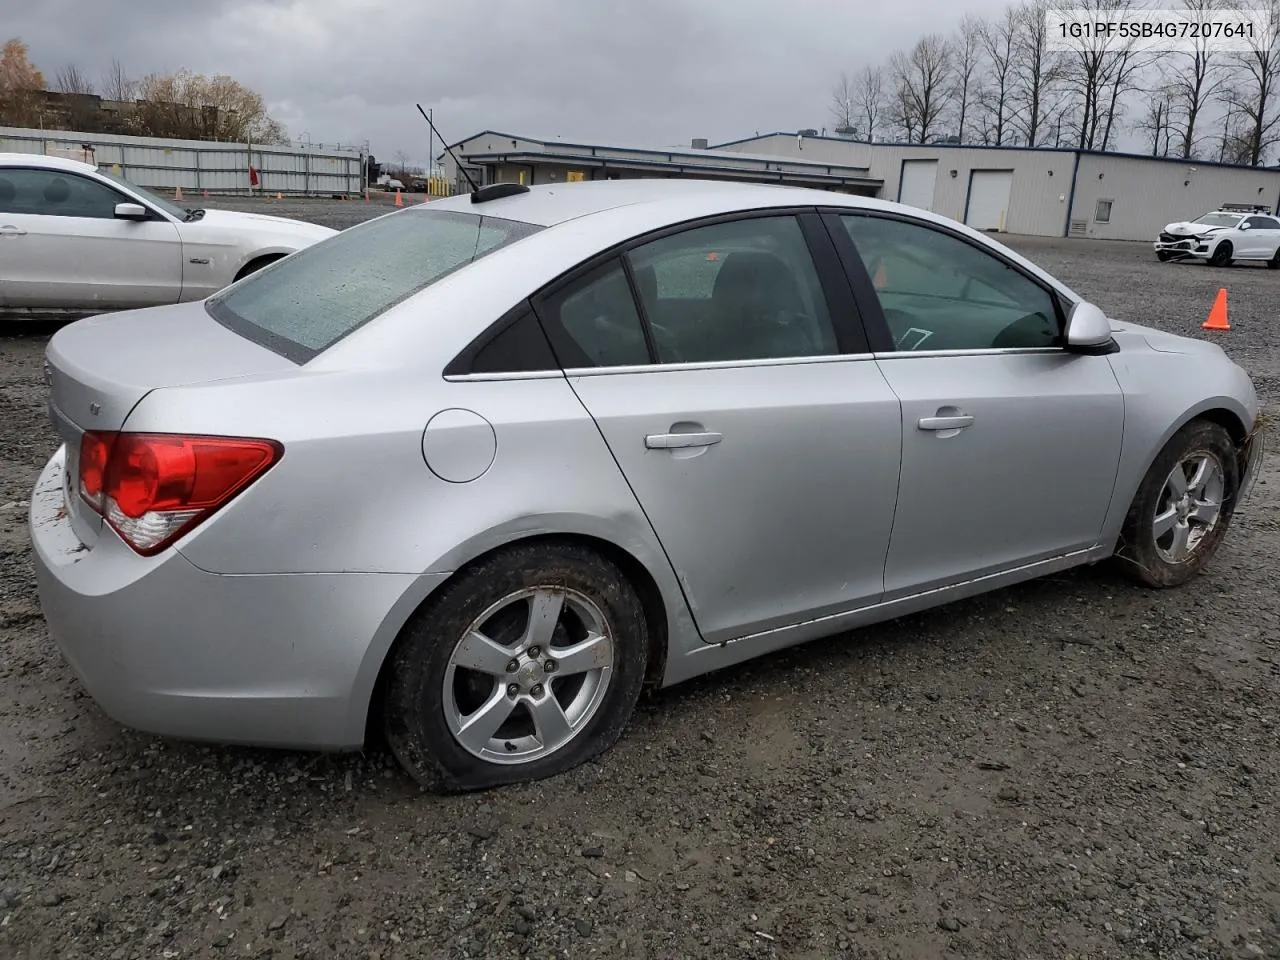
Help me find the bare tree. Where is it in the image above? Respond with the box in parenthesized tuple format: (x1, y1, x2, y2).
(853, 65, 885, 140)
(1154, 0, 1231, 157)
(950, 14, 985, 143)
(1219, 0, 1280, 164)
(133, 70, 289, 143)
(888, 34, 955, 143)
(976, 7, 1020, 144)
(831, 72, 857, 131)
(1057, 0, 1150, 149)
(1136, 88, 1176, 155)
(53, 63, 94, 95)
(100, 58, 135, 101)
(1011, 0, 1067, 147)
(1101, 41, 1154, 151)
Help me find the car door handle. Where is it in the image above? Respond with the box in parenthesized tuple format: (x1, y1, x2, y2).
(645, 431, 723, 449)
(918, 415, 974, 431)
(0, 225, 26, 236)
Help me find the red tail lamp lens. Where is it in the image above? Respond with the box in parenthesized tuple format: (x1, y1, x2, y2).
(77, 431, 282, 554)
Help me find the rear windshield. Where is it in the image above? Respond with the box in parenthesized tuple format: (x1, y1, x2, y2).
(205, 207, 543, 363)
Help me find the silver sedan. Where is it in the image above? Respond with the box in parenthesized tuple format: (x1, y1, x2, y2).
(30, 178, 1265, 792)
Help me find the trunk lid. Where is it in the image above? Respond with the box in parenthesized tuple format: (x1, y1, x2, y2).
(45, 300, 297, 542)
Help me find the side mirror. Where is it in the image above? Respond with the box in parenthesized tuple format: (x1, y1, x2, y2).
(114, 202, 148, 221)
(1239, 221, 1251, 230)
(1064, 300, 1118, 355)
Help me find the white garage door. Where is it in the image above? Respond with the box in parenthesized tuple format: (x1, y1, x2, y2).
(966, 170, 1014, 232)
(897, 160, 938, 211)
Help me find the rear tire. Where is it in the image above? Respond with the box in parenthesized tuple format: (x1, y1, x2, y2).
(382, 541, 650, 793)
(1269, 248, 1280, 269)
(1115, 419, 1240, 588)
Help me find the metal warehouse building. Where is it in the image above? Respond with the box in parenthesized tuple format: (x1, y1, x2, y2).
(717, 132, 1280, 242)
(439, 131, 883, 196)
(441, 129, 1280, 243)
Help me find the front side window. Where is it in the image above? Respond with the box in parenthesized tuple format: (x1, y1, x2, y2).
(94, 167, 188, 219)
(840, 214, 1060, 352)
(0, 169, 125, 219)
(206, 208, 543, 362)
(624, 215, 838, 363)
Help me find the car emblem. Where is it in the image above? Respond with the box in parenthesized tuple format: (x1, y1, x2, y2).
(89, 402, 101, 416)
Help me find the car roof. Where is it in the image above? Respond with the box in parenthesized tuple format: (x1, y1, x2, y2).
(0, 152, 98, 174)
(421, 178, 896, 228)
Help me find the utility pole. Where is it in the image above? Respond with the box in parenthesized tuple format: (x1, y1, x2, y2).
(427, 108, 434, 192)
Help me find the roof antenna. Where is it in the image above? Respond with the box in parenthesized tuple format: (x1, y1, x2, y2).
(416, 103, 480, 194)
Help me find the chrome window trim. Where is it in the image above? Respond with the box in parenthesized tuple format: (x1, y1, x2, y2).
(872, 346, 1066, 360)
(441, 346, 1070, 381)
(443, 370, 564, 382)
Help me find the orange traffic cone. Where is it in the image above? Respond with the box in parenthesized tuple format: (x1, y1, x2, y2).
(364, 188, 370, 203)
(276, 191, 282, 200)
(394, 189, 403, 207)
(873, 262, 888, 288)
(174, 185, 183, 201)
(1203, 287, 1230, 330)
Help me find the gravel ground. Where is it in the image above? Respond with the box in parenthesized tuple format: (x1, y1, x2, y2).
(2, 201, 1279, 960)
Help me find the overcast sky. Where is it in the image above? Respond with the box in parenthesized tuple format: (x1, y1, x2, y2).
(11, 0, 1019, 165)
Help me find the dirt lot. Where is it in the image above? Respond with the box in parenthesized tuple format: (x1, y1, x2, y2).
(1, 200, 1279, 960)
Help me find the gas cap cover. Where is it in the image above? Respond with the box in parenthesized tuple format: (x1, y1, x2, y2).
(421, 408, 497, 483)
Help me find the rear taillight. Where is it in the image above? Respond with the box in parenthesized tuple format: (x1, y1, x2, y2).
(78, 432, 283, 556)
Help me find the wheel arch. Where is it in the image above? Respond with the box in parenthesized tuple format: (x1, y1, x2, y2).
(1105, 399, 1253, 554)
(234, 250, 290, 282)
(358, 530, 675, 748)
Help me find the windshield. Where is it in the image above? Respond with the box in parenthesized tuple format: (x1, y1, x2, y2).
(205, 207, 543, 363)
(94, 166, 191, 220)
(1192, 213, 1242, 228)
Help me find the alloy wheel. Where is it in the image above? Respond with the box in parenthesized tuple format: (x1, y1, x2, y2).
(442, 586, 615, 765)
(1152, 452, 1225, 563)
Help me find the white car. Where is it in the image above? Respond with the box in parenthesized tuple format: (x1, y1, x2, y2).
(1153, 208, 1280, 267)
(0, 153, 338, 318)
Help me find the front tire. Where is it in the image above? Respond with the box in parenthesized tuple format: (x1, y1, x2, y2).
(382, 541, 650, 793)
(1116, 419, 1240, 588)
(1156, 251, 1173, 262)
(1208, 241, 1233, 267)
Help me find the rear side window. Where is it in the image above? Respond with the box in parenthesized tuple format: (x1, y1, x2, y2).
(205, 208, 543, 363)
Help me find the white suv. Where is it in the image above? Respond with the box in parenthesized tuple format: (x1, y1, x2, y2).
(1154, 207, 1280, 267)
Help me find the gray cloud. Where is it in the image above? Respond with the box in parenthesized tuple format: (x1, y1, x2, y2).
(11, 0, 1014, 165)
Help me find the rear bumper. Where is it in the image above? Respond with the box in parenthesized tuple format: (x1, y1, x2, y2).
(29, 445, 439, 751)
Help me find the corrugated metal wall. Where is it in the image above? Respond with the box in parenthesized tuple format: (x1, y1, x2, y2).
(0, 125, 364, 195)
(1069, 154, 1280, 241)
